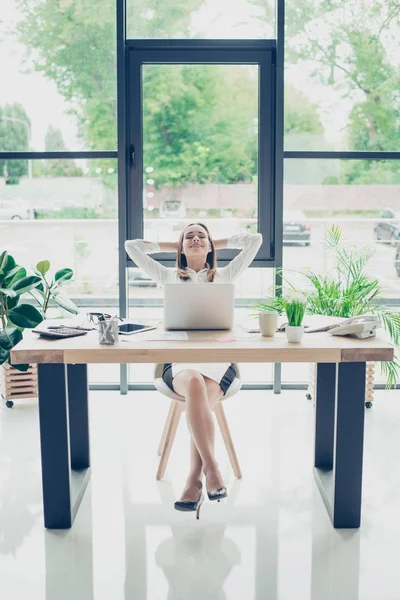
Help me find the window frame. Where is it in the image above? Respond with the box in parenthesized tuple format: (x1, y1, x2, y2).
(125, 39, 277, 267)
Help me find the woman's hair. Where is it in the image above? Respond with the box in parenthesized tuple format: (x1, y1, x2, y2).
(176, 222, 217, 282)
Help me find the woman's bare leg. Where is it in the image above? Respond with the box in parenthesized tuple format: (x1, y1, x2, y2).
(185, 377, 223, 492)
(173, 370, 224, 501)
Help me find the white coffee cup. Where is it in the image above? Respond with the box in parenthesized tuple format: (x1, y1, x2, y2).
(258, 311, 278, 337)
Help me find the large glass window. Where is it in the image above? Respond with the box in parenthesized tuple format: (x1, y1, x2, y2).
(284, 0, 400, 151)
(283, 159, 400, 301)
(0, 0, 117, 152)
(127, 0, 275, 39)
(0, 158, 119, 385)
(128, 46, 274, 263)
(142, 64, 259, 242)
(0, 159, 118, 299)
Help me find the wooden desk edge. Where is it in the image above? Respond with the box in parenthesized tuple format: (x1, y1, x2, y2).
(10, 345, 393, 365)
(10, 349, 65, 364)
(340, 347, 394, 362)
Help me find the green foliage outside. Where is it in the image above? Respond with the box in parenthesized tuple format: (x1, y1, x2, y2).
(252, 0, 400, 184)
(43, 126, 83, 177)
(2, 0, 398, 191)
(13, 0, 322, 191)
(0, 103, 30, 183)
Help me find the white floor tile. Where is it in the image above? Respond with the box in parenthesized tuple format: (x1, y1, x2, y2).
(0, 389, 400, 599)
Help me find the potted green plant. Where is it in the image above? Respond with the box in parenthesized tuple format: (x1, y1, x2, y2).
(299, 226, 400, 401)
(29, 260, 79, 319)
(283, 294, 307, 343)
(0, 254, 79, 408)
(0, 251, 44, 406)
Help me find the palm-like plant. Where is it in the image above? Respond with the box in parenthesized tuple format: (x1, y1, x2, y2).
(303, 225, 400, 388)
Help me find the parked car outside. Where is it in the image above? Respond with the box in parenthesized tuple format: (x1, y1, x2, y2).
(159, 200, 186, 219)
(394, 246, 400, 277)
(128, 269, 157, 287)
(283, 210, 311, 246)
(0, 199, 34, 220)
(374, 208, 400, 246)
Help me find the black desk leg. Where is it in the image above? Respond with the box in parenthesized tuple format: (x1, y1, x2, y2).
(37, 363, 91, 529)
(67, 364, 90, 470)
(314, 363, 336, 471)
(314, 362, 366, 528)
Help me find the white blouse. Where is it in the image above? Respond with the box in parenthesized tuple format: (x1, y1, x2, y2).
(124, 232, 263, 385)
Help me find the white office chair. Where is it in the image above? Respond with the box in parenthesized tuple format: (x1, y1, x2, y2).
(154, 363, 243, 481)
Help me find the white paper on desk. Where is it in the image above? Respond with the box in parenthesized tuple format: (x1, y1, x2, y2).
(142, 331, 189, 341)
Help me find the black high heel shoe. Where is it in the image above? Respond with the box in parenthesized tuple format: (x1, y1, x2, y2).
(207, 487, 228, 502)
(174, 492, 204, 520)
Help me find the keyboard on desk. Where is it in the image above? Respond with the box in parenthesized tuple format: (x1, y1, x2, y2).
(32, 327, 89, 339)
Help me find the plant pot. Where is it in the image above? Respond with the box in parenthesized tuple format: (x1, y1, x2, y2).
(286, 324, 304, 343)
(0, 363, 38, 408)
(258, 311, 278, 337)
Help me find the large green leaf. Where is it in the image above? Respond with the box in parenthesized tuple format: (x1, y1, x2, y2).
(6, 327, 23, 347)
(0, 345, 10, 366)
(54, 268, 73, 283)
(0, 251, 8, 270)
(6, 295, 20, 311)
(0, 328, 22, 366)
(52, 292, 79, 315)
(0, 255, 18, 282)
(12, 275, 42, 295)
(36, 260, 51, 275)
(3, 265, 26, 284)
(0, 288, 17, 298)
(9, 304, 43, 328)
(8, 361, 30, 372)
(0, 329, 14, 351)
(4, 254, 16, 274)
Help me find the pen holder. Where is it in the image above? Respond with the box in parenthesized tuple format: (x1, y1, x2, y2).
(98, 318, 119, 345)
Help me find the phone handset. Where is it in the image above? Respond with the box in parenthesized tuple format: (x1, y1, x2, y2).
(329, 315, 381, 338)
(336, 314, 380, 327)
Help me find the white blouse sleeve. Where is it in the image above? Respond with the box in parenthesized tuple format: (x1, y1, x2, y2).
(124, 239, 169, 287)
(218, 233, 263, 282)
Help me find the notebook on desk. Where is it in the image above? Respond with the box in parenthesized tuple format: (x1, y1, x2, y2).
(163, 283, 235, 330)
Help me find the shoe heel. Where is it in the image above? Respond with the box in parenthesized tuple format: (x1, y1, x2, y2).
(196, 494, 204, 520)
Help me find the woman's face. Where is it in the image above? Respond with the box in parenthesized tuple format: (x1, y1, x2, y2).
(181, 224, 211, 260)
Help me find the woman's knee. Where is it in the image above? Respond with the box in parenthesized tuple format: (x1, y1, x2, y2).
(174, 370, 206, 397)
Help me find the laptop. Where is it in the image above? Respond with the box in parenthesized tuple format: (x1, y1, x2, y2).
(163, 283, 235, 330)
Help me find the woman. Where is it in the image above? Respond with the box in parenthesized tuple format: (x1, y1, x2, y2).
(125, 224, 262, 518)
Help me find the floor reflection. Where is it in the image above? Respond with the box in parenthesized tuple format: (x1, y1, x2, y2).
(0, 404, 42, 556)
(123, 478, 281, 600)
(311, 487, 361, 600)
(155, 522, 241, 600)
(44, 487, 94, 600)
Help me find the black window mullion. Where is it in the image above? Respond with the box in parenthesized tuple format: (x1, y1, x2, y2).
(126, 44, 276, 267)
(128, 55, 143, 241)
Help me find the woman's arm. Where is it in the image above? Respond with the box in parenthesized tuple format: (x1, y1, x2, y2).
(213, 238, 229, 250)
(217, 232, 263, 282)
(158, 241, 179, 253)
(124, 239, 174, 286)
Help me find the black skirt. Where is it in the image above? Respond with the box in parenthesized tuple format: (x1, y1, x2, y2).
(162, 363, 236, 395)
